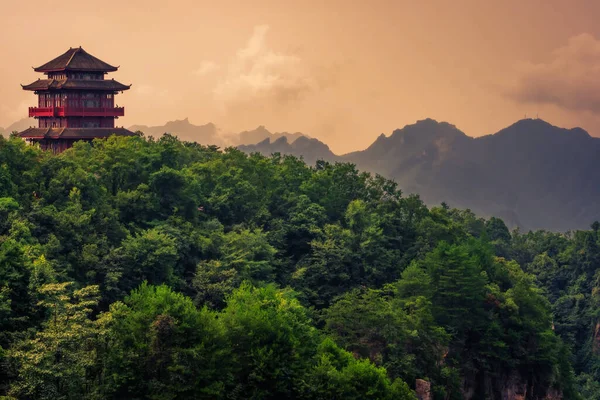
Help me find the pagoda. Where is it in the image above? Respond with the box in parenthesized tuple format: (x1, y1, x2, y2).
(19, 47, 135, 153)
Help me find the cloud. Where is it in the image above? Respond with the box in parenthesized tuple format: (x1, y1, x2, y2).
(194, 60, 219, 76)
(508, 33, 600, 113)
(213, 25, 320, 114)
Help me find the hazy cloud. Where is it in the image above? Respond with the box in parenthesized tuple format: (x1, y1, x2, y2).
(509, 33, 600, 113)
(213, 25, 319, 113)
(194, 60, 219, 76)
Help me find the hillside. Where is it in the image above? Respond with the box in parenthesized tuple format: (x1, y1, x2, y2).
(2, 134, 595, 399)
(241, 118, 600, 232)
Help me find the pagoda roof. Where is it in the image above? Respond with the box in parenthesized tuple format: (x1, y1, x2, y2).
(34, 47, 118, 73)
(19, 127, 136, 139)
(22, 78, 131, 92)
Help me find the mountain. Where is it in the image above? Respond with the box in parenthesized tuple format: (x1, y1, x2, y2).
(1, 118, 36, 136)
(244, 118, 600, 232)
(128, 120, 310, 147)
(129, 118, 225, 146)
(235, 125, 307, 146)
(239, 135, 337, 166)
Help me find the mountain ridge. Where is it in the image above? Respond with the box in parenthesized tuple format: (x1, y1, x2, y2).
(127, 119, 311, 147)
(241, 118, 600, 232)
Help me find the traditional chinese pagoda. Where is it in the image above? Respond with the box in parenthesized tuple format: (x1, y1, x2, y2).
(19, 47, 135, 153)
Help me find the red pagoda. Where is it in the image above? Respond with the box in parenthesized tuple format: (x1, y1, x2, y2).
(19, 47, 135, 153)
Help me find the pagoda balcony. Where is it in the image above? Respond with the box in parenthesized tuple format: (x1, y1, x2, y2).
(29, 106, 125, 118)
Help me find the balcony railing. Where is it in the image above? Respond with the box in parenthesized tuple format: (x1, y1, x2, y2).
(29, 107, 54, 117)
(29, 107, 125, 118)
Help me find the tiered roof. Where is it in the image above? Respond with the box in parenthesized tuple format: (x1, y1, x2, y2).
(34, 47, 118, 72)
(22, 78, 131, 92)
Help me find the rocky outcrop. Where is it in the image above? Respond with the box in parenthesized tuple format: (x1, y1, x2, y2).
(545, 388, 562, 400)
(459, 371, 563, 400)
(501, 372, 528, 400)
(415, 379, 431, 400)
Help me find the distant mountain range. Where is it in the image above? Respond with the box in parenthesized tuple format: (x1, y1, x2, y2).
(128, 118, 308, 147)
(239, 136, 336, 166)
(129, 118, 224, 145)
(237, 126, 307, 147)
(241, 118, 600, 232)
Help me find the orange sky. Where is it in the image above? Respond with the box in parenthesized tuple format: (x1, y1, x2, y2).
(2, 0, 600, 153)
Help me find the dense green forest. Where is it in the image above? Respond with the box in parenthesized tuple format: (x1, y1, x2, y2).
(0, 133, 598, 399)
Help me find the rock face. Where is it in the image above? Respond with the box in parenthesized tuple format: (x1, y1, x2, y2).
(545, 389, 562, 400)
(498, 372, 562, 400)
(415, 379, 431, 400)
(457, 371, 563, 400)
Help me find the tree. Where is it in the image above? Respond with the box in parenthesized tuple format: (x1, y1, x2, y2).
(220, 283, 320, 398)
(8, 283, 103, 400)
(193, 228, 277, 309)
(101, 283, 227, 399)
(308, 338, 415, 400)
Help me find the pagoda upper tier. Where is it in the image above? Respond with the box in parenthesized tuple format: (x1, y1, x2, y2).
(34, 47, 119, 73)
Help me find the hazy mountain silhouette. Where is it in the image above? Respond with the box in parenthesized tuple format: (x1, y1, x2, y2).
(0, 117, 36, 136)
(239, 135, 336, 166)
(241, 118, 600, 232)
(129, 118, 224, 146)
(236, 126, 307, 146)
(128, 120, 308, 147)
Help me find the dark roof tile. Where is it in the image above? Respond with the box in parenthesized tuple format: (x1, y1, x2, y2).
(34, 47, 118, 72)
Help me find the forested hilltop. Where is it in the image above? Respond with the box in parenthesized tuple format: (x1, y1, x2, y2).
(0, 134, 598, 399)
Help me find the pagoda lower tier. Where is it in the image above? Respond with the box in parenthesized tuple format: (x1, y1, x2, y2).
(19, 127, 136, 153)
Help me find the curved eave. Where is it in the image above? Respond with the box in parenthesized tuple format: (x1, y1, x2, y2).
(22, 86, 130, 92)
(33, 66, 119, 73)
(21, 80, 132, 92)
(19, 127, 136, 140)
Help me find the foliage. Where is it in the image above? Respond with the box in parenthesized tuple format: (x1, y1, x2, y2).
(0, 134, 592, 398)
